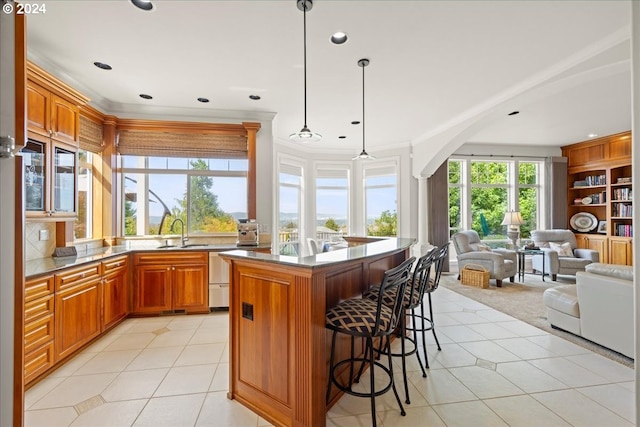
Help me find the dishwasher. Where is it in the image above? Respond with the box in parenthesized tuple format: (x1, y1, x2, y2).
(209, 252, 230, 308)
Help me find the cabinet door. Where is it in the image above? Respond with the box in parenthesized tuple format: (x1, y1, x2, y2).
(103, 269, 129, 330)
(575, 234, 608, 263)
(133, 264, 172, 314)
(51, 142, 77, 216)
(173, 264, 208, 313)
(50, 94, 79, 145)
(609, 239, 633, 266)
(55, 278, 102, 361)
(26, 82, 50, 138)
(22, 139, 49, 216)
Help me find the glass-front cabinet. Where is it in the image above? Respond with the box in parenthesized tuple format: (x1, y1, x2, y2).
(22, 137, 77, 219)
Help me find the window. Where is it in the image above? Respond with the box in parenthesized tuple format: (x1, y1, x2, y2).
(316, 167, 349, 239)
(120, 155, 247, 236)
(74, 149, 93, 240)
(448, 158, 544, 245)
(364, 164, 397, 236)
(278, 162, 303, 255)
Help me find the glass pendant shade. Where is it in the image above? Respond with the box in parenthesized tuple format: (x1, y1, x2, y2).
(291, 0, 321, 143)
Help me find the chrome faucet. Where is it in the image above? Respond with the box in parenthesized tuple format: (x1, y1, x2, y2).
(170, 218, 188, 247)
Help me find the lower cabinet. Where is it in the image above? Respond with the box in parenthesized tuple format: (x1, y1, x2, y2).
(102, 255, 130, 330)
(24, 275, 55, 384)
(575, 234, 608, 263)
(55, 263, 102, 361)
(133, 252, 209, 315)
(609, 237, 633, 266)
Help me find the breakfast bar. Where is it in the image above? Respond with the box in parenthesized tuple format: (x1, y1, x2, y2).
(220, 237, 413, 427)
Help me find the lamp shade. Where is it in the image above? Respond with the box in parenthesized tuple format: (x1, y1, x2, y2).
(501, 211, 524, 226)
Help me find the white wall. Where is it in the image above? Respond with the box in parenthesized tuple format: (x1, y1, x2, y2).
(0, 3, 16, 425)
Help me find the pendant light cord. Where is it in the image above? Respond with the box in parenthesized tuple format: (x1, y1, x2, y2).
(303, 2, 308, 128)
(362, 61, 365, 152)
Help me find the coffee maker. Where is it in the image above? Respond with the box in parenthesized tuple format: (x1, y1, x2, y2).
(237, 219, 259, 246)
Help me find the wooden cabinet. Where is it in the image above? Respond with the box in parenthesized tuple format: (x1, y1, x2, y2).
(133, 252, 209, 315)
(27, 80, 79, 145)
(24, 275, 55, 385)
(609, 237, 633, 266)
(23, 62, 88, 220)
(55, 263, 102, 361)
(575, 234, 608, 263)
(102, 255, 129, 331)
(562, 131, 632, 265)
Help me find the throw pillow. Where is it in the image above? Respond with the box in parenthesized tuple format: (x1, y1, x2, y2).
(476, 244, 492, 252)
(549, 241, 574, 257)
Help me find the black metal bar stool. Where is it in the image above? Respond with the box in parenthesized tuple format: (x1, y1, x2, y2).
(406, 244, 449, 370)
(361, 248, 438, 404)
(325, 256, 415, 427)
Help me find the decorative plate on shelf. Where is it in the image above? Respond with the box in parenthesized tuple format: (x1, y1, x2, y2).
(570, 212, 598, 232)
(581, 196, 593, 205)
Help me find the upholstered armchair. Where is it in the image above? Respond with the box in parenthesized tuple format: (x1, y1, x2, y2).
(451, 230, 517, 287)
(530, 229, 599, 280)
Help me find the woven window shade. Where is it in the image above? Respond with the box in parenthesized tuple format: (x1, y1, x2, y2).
(79, 115, 104, 153)
(117, 129, 248, 158)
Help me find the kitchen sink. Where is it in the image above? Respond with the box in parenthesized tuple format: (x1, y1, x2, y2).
(156, 244, 177, 249)
(180, 244, 212, 248)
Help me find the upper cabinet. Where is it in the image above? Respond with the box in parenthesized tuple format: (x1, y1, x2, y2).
(23, 62, 89, 220)
(562, 131, 633, 266)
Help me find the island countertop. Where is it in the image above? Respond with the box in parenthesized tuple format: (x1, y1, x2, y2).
(220, 237, 414, 268)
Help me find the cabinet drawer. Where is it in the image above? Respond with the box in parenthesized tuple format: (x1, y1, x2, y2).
(25, 341, 55, 385)
(134, 251, 207, 265)
(55, 262, 101, 291)
(25, 313, 54, 354)
(25, 294, 54, 323)
(102, 255, 129, 274)
(25, 275, 54, 303)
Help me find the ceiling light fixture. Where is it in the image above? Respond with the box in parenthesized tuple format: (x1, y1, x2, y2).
(289, 0, 321, 143)
(197, 97, 210, 103)
(351, 121, 360, 125)
(93, 61, 112, 70)
(139, 94, 153, 100)
(588, 133, 598, 138)
(130, 0, 153, 11)
(507, 111, 519, 116)
(331, 31, 348, 45)
(249, 94, 261, 100)
(353, 58, 375, 160)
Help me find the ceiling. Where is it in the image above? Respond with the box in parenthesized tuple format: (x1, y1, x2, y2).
(25, 0, 632, 156)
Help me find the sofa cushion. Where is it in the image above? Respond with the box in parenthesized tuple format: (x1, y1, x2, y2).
(543, 285, 580, 317)
(549, 241, 574, 257)
(585, 262, 633, 281)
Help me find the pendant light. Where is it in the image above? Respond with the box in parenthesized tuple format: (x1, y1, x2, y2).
(289, 0, 322, 143)
(353, 58, 375, 160)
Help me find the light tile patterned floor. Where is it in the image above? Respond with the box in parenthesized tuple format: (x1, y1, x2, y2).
(25, 287, 635, 426)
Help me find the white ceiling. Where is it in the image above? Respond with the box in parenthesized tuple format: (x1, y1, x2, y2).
(26, 0, 632, 156)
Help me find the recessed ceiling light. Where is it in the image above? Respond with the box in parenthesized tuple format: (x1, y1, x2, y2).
(93, 61, 112, 70)
(338, 136, 346, 139)
(197, 97, 210, 103)
(130, 0, 153, 11)
(351, 121, 360, 125)
(507, 111, 519, 116)
(588, 133, 598, 138)
(249, 95, 261, 100)
(330, 32, 348, 45)
(139, 94, 153, 100)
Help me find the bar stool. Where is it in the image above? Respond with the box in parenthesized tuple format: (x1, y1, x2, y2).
(325, 256, 415, 427)
(406, 244, 449, 369)
(361, 248, 438, 404)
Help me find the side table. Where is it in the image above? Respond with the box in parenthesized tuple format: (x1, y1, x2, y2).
(516, 249, 545, 282)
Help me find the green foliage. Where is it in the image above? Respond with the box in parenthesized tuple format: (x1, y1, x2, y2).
(368, 210, 397, 236)
(124, 200, 136, 236)
(324, 218, 339, 231)
(285, 221, 297, 229)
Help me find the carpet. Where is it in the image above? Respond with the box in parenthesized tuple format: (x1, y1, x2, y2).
(439, 272, 634, 368)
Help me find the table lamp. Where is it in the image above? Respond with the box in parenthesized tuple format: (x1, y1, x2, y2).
(502, 210, 524, 247)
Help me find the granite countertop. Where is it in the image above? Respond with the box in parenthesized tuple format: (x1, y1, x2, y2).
(220, 237, 415, 269)
(26, 243, 272, 278)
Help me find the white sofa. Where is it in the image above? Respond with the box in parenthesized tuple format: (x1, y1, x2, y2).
(542, 263, 634, 359)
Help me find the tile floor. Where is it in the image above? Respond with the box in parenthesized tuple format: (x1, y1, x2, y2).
(25, 287, 635, 427)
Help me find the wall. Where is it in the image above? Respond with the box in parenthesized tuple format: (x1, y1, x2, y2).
(631, 3, 639, 425)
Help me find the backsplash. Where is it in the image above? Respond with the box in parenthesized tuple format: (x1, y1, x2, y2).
(25, 222, 56, 261)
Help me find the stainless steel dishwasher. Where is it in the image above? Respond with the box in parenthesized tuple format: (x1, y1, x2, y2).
(209, 252, 229, 308)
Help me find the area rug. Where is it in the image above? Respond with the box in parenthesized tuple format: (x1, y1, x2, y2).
(439, 273, 634, 368)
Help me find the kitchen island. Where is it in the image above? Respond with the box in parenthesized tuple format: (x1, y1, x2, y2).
(220, 237, 414, 427)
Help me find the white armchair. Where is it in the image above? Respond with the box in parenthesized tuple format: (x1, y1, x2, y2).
(451, 230, 517, 287)
(530, 229, 599, 281)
